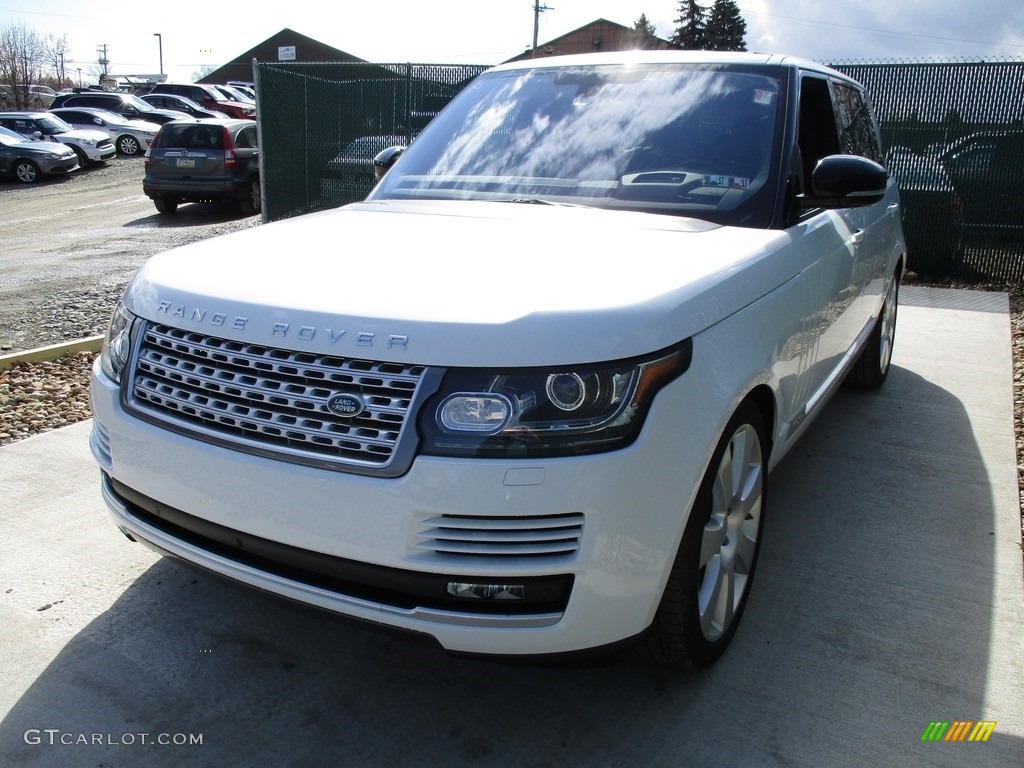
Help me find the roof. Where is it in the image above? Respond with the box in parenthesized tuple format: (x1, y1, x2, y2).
(504, 18, 672, 63)
(492, 49, 841, 76)
(198, 28, 365, 85)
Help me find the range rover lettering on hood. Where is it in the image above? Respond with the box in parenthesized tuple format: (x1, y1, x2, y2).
(154, 300, 409, 349)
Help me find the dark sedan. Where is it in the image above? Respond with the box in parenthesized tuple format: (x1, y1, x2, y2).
(141, 93, 230, 120)
(0, 125, 79, 182)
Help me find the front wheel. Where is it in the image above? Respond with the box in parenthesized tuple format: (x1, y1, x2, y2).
(117, 135, 140, 155)
(638, 401, 768, 669)
(847, 272, 899, 389)
(14, 160, 40, 183)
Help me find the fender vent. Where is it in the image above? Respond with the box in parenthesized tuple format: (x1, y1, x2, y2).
(417, 513, 585, 558)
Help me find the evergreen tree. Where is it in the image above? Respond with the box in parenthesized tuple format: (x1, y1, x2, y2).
(630, 13, 655, 49)
(705, 0, 748, 52)
(631, 14, 661, 50)
(671, 0, 706, 50)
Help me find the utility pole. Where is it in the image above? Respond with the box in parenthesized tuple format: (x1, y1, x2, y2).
(532, 0, 553, 57)
(97, 43, 109, 84)
(153, 33, 162, 76)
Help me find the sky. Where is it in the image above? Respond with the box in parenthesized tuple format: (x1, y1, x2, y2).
(2, 0, 1023, 85)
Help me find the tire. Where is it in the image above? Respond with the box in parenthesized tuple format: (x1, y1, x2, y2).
(639, 401, 768, 669)
(117, 135, 140, 155)
(847, 273, 899, 389)
(238, 177, 261, 216)
(71, 146, 89, 167)
(153, 196, 178, 215)
(14, 160, 39, 183)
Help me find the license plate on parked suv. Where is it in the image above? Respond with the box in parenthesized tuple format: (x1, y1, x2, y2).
(176, 157, 195, 169)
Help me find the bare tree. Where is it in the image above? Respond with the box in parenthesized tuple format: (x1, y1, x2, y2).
(0, 21, 44, 109)
(44, 33, 71, 85)
(192, 65, 218, 83)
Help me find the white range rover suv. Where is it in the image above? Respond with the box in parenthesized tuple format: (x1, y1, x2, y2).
(91, 51, 905, 669)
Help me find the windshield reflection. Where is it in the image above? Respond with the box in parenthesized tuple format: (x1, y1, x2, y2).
(371, 64, 786, 228)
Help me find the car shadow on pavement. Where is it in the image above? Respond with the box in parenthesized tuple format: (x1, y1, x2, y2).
(0, 365, 1021, 767)
(126, 205, 259, 229)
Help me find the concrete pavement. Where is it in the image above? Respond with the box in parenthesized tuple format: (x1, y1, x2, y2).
(1, 285, 1022, 767)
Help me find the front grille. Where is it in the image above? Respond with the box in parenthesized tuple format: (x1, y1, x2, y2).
(127, 322, 434, 475)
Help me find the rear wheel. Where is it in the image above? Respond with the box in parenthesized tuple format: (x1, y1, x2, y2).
(238, 177, 261, 216)
(639, 401, 768, 669)
(117, 135, 140, 155)
(847, 273, 899, 389)
(14, 160, 39, 183)
(153, 196, 178, 215)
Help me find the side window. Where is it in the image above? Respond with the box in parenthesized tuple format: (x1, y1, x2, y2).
(795, 75, 841, 192)
(240, 125, 258, 149)
(832, 82, 882, 162)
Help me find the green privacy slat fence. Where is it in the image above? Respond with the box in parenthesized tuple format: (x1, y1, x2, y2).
(254, 61, 489, 223)
(830, 59, 1024, 281)
(254, 58, 1024, 281)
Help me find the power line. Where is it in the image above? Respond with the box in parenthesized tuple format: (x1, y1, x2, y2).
(0, 6, 98, 21)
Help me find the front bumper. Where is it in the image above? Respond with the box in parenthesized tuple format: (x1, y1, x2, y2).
(40, 156, 79, 175)
(90, 356, 716, 657)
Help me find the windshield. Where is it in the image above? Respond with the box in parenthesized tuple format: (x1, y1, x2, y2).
(124, 94, 157, 113)
(81, 108, 124, 125)
(370, 63, 786, 227)
(36, 114, 71, 134)
(0, 126, 26, 145)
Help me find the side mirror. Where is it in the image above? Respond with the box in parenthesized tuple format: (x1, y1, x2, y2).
(798, 154, 888, 210)
(373, 146, 405, 182)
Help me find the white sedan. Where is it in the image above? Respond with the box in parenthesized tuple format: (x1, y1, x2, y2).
(49, 107, 160, 156)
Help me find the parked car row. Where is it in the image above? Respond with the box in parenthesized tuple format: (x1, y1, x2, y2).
(147, 83, 256, 120)
(50, 90, 189, 125)
(0, 111, 116, 165)
(0, 103, 168, 182)
(50, 108, 160, 156)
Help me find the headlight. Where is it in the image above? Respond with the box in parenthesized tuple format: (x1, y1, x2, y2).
(420, 341, 691, 458)
(100, 302, 137, 383)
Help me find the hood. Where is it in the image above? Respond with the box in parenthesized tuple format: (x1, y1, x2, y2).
(116, 119, 160, 133)
(16, 137, 75, 155)
(56, 128, 109, 143)
(124, 200, 794, 367)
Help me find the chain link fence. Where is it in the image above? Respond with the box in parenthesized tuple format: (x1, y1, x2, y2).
(254, 62, 487, 222)
(255, 58, 1024, 282)
(831, 59, 1024, 280)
